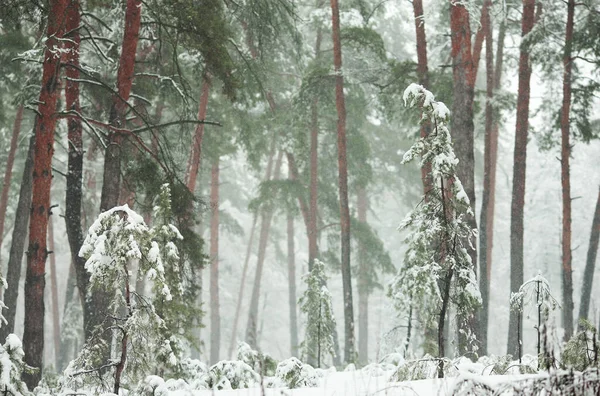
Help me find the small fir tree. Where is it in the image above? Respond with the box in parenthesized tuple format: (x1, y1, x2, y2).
(389, 84, 481, 376)
(299, 259, 336, 368)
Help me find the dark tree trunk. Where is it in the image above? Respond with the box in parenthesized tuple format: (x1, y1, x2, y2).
(330, 0, 355, 363)
(23, 0, 68, 387)
(0, 105, 23, 255)
(287, 198, 299, 357)
(507, 0, 536, 358)
(560, 0, 575, 341)
(477, 0, 493, 356)
(285, 152, 310, 236)
(210, 158, 220, 363)
(357, 187, 369, 365)
(48, 217, 61, 368)
(578, 187, 600, 327)
(246, 151, 284, 348)
(449, 0, 478, 355)
(186, 75, 211, 193)
(0, 135, 34, 341)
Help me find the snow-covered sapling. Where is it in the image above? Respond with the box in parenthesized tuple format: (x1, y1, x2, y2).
(299, 259, 336, 368)
(389, 84, 481, 377)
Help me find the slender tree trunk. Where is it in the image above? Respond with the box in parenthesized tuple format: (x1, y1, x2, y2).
(560, 0, 575, 341)
(48, 217, 61, 368)
(357, 187, 369, 365)
(285, 152, 310, 235)
(245, 151, 283, 348)
(186, 75, 211, 193)
(0, 135, 34, 341)
(578, 187, 600, 327)
(210, 158, 220, 363)
(477, 0, 493, 356)
(23, 0, 68, 387)
(330, 0, 355, 363)
(449, 0, 478, 355)
(287, 200, 299, 357)
(0, 105, 23, 255)
(507, 0, 536, 358)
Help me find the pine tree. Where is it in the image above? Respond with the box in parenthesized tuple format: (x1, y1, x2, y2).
(299, 259, 336, 368)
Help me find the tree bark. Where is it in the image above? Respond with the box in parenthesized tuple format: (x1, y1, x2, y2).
(210, 158, 220, 364)
(357, 187, 369, 365)
(560, 0, 575, 341)
(0, 105, 23, 256)
(48, 217, 61, 369)
(245, 151, 283, 348)
(0, 135, 34, 341)
(186, 75, 211, 193)
(578, 187, 600, 327)
(287, 198, 299, 357)
(477, 0, 493, 356)
(507, 0, 536, 358)
(330, 0, 355, 363)
(23, 0, 68, 387)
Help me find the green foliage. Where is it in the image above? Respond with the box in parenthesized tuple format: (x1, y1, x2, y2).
(248, 179, 305, 217)
(237, 342, 278, 376)
(273, 357, 318, 388)
(351, 217, 394, 294)
(207, 361, 260, 390)
(562, 320, 600, 371)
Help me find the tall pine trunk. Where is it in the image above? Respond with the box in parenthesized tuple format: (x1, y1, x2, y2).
(23, 0, 68, 387)
(0, 105, 23, 255)
(246, 151, 283, 348)
(186, 75, 211, 193)
(0, 135, 34, 341)
(578, 187, 600, 326)
(330, 0, 355, 363)
(287, 196, 299, 357)
(477, 0, 493, 356)
(48, 216, 61, 368)
(210, 158, 220, 363)
(357, 188, 369, 365)
(507, 0, 536, 358)
(560, 0, 575, 340)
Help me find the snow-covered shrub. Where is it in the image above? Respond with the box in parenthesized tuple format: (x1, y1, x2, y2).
(562, 320, 599, 371)
(389, 356, 446, 382)
(174, 358, 209, 389)
(299, 259, 336, 367)
(237, 341, 277, 376)
(0, 334, 31, 395)
(132, 375, 169, 396)
(274, 357, 318, 388)
(207, 361, 260, 390)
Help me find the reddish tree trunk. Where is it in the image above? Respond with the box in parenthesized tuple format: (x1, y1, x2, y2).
(0, 105, 23, 253)
(330, 0, 355, 363)
(246, 151, 283, 348)
(308, 99, 320, 271)
(560, 0, 575, 340)
(507, 0, 536, 358)
(287, 197, 299, 357)
(48, 217, 61, 368)
(210, 158, 221, 363)
(357, 187, 369, 365)
(23, 0, 68, 388)
(187, 75, 212, 193)
(477, 0, 493, 356)
(578, 187, 600, 327)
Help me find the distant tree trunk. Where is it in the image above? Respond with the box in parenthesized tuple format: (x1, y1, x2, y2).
(287, 195, 299, 357)
(560, 0, 575, 341)
(246, 151, 283, 348)
(186, 75, 211, 193)
(357, 187, 369, 365)
(330, 0, 355, 363)
(477, 0, 493, 357)
(210, 158, 220, 364)
(449, 0, 478, 355)
(0, 135, 34, 341)
(0, 105, 23, 255)
(23, 0, 68, 387)
(285, 152, 310, 234)
(48, 216, 61, 368)
(578, 187, 600, 327)
(507, 0, 536, 358)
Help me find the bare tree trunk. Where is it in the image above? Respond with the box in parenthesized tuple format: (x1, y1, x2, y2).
(578, 187, 600, 327)
(507, 0, 536, 358)
(210, 158, 220, 363)
(0, 135, 34, 341)
(186, 75, 211, 193)
(560, 0, 575, 341)
(287, 199, 299, 357)
(477, 0, 493, 356)
(23, 0, 68, 387)
(0, 105, 23, 256)
(48, 217, 61, 368)
(357, 187, 368, 365)
(245, 151, 283, 348)
(330, 0, 355, 363)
